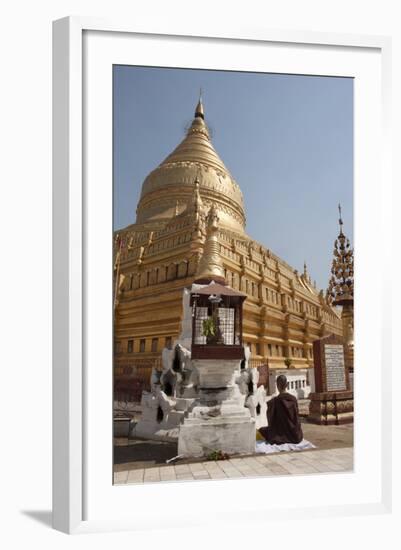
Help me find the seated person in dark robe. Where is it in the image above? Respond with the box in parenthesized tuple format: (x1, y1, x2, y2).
(259, 375, 303, 444)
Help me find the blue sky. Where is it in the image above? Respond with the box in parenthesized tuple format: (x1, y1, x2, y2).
(113, 66, 353, 291)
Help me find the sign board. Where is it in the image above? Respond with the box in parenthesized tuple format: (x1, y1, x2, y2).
(313, 334, 349, 393)
(324, 344, 346, 391)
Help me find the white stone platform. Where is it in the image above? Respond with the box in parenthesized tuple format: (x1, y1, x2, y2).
(178, 358, 256, 457)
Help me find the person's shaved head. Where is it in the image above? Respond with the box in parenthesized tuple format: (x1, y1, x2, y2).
(276, 374, 288, 392)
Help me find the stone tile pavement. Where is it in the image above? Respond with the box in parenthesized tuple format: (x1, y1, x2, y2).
(114, 446, 353, 485)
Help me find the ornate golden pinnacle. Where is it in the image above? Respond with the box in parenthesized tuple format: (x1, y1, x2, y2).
(327, 205, 354, 306)
(195, 205, 225, 283)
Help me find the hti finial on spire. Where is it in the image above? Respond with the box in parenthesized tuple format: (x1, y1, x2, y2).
(338, 203, 343, 232)
(195, 89, 204, 119)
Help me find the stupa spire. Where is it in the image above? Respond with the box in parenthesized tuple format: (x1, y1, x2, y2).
(194, 205, 226, 285)
(136, 94, 246, 233)
(195, 88, 204, 119)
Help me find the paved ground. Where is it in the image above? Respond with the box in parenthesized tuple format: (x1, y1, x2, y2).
(113, 422, 353, 484)
(114, 446, 353, 484)
(114, 421, 353, 468)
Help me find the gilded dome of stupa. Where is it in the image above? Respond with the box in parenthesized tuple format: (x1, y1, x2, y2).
(135, 98, 246, 233)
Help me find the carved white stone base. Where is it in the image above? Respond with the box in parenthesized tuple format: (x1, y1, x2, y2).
(246, 388, 268, 430)
(178, 358, 256, 457)
(130, 389, 195, 442)
(132, 423, 180, 442)
(178, 415, 255, 457)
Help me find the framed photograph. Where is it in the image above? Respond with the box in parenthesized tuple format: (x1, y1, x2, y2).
(53, 17, 392, 534)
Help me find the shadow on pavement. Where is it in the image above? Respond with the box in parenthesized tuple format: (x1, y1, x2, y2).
(114, 439, 178, 471)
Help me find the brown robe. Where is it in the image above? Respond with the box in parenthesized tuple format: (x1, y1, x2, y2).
(259, 392, 303, 444)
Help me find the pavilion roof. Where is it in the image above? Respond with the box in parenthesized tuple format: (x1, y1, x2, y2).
(192, 281, 246, 298)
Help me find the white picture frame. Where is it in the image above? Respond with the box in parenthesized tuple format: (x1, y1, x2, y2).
(52, 16, 392, 534)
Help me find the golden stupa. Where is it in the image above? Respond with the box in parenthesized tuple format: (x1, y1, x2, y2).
(135, 99, 245, 233)
(114, 98, 342, 382)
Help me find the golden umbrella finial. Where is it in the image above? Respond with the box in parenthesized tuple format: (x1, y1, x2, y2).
(195, 88, 204, 119)
(338, 203, 344, 234)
